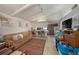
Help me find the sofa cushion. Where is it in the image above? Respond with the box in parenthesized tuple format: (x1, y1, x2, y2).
(13, 34, 23, 41)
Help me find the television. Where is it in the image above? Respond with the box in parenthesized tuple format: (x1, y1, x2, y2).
(62, 18, 72, 29)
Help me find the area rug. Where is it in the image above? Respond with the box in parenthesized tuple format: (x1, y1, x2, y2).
(18, 39, 46, 55)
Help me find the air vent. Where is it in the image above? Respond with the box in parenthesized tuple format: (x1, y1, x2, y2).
(72, 4, 77, 9)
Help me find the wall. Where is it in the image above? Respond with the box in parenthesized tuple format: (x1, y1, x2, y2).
(31, 22, 48, 29)
(60, 6, 79, 30)
(0, 13, 31, 35)
(72, 15, 79, 28)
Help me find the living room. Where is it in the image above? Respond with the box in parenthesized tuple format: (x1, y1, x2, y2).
(0, 4, 79, 56)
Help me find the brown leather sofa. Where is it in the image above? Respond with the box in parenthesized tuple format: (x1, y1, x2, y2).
(3, 32, 33, 50)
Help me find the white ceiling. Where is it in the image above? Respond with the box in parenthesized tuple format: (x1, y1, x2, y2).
(0, 4, 25, 15)
(0, 4, 75, 24)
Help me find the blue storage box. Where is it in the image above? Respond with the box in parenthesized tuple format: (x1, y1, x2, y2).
(74, 48, 79, 55)
(58, 43, 73, 55)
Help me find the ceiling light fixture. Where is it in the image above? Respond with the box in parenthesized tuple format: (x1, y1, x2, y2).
(37, 19, 46, 22)
(37, 4, 47, 22)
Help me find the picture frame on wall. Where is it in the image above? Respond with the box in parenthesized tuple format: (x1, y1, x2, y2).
(26, 23, 28, 27)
